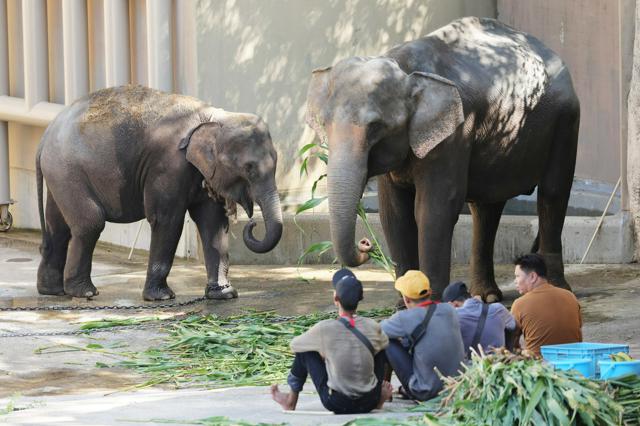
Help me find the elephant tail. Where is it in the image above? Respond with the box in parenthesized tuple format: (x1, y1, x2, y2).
(35, 145, 49, 256)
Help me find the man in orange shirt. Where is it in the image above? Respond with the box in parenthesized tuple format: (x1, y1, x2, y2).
(511, 254, 582, 356)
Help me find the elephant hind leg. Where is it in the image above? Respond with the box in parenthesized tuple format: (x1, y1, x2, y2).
(536, 109, 579, 291)
(37, 191, 70, 296)
(468, 201, 506, 302)
(55, 192, 105, 298)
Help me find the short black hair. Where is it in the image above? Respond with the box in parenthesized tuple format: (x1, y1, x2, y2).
(338, 299, 359, 312)
(514, 253, 547, 278)
(442, 281, 470, 303)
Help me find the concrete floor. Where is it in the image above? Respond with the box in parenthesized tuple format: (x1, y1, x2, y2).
(1, 230, 639, 425)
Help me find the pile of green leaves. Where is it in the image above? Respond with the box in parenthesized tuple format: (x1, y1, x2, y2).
(429, 350, 623, 426)
(79, 316, 160, 330)
(117, 308, 393, 389)
(607, 374, 640, 424)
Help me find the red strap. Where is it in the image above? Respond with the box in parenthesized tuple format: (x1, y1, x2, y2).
(417, 300, 440, 307)
(339, 313, 356, 327)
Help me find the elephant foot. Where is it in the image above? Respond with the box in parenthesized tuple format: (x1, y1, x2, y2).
(482, 287, 503, 303)
(206, 284, 238, 300)
(143, 285, 176, 301)
(541, 253, 571, 291)
(37, 283, 66, 296)
(548, 276, 572, 292)
(64, 280, 99, 298)
(37, 264, 66, 296)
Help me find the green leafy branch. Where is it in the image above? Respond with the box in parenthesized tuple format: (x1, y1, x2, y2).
(295, 140, 395, 279)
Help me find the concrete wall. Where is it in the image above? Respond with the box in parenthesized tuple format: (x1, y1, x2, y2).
(1, 0, 200, 258)
(228, 213, 634, 265)
(2, 0, 496, 258)
(195, 0, 496, 207)
(498, 0, 634, 191)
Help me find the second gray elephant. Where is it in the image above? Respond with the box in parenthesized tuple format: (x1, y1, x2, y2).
(306, 17, 580, 301)
(36, 85, 282, 301)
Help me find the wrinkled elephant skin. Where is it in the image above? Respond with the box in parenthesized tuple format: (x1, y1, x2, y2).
(36, 85, 283, 301)
(306, 18, 579, 301)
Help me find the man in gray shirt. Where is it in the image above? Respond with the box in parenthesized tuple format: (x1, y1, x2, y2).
(381, 271, 465, 401)
(443, 281, 516, 358)
(271, 268, 391, 414)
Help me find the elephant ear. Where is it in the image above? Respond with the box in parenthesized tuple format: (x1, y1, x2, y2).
(408, 72, 464, 159)
(179, 122, 222, 181)
(305, 66, 332, 144)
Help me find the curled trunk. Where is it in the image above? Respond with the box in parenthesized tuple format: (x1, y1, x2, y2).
(243, 186, 283, 253)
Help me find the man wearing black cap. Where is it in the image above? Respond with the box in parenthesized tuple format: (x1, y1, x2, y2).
(271, 268, 391, 414)
(443, 281, 515, 357)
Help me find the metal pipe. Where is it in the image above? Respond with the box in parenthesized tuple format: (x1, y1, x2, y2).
(0, 121, 9, 205)
(1, 0, 13, 228)
(174, 0, 197, 97)
(580, 177, 622, 264)
(103, 0, 130, 87)
(62, 0, 89, 104)
(0, 97, 64, 126)
(619, 0, 630, 212)
(145, 0, 172, 91)
(22, 0, 48, 108)
(128, 220, 145, 260)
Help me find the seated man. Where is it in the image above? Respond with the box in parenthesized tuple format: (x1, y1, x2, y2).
(511, 254, 582, 356)
(381, 271, 465, 401)
(271, 268, 391, 414)
(443, 281, 516, 357)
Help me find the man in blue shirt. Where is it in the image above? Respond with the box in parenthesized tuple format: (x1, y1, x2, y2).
(381, 271, 465, 401)
(443, 281, 516, 357)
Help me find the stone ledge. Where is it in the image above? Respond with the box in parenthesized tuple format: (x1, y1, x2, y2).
(227, 212, 635, 265)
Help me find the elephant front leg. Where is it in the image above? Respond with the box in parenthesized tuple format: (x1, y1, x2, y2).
(142, 215, 184, 301)
(468, 201, 506, 302)
(414, 181, 466, 301)
(377, 175, 419, 277)
(189, 200, 237, 300)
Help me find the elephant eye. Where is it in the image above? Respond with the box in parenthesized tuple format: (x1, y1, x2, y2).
(366, 120, 385, 141)
(244, 162, 258, 180)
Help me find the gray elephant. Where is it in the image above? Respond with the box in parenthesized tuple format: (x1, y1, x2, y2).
(306, 17, 579, 302)
(36, 85, 282, 301)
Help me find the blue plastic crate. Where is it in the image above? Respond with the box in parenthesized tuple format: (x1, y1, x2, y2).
(547, 358, 595, 378)
(598, 360, 640, 380)
(541, 342, 630, 378)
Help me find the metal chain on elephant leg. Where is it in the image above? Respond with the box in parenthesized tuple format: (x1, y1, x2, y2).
(0, 296, 208, 312)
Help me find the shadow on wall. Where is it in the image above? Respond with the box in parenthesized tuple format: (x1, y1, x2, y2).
(195, 0, 496, 203)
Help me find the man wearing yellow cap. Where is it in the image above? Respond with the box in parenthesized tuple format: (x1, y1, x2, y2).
(381, 270, 465, 400)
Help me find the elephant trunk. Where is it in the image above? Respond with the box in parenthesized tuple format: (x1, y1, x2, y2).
(243, 184, 283, 253)
(327, 155, 369, 267)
